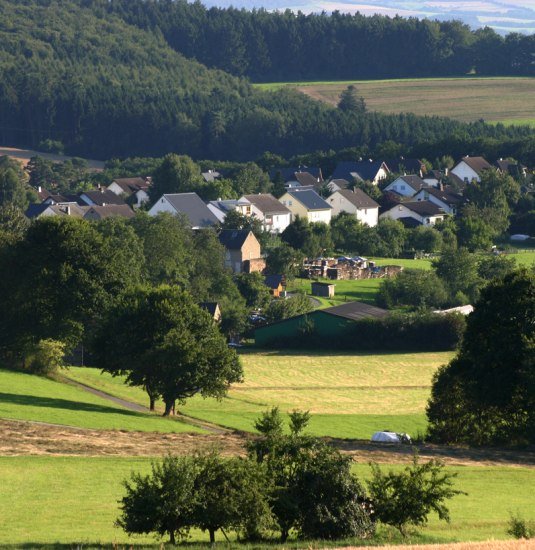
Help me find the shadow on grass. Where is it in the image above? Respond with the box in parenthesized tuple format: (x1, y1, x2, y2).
(0, 391, 153, 419)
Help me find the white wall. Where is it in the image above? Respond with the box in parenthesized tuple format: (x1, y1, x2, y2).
(148, 196, 177, 216)
(413, 190, 456, 215)
(383, 177, 417, 197)
(328, 192, 378, 226)
(380, 204, 444, 226)
(307, 209, 331, 224)
(451, 161, 480, 183)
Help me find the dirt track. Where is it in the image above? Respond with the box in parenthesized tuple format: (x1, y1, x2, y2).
(2, 419, 534, 467)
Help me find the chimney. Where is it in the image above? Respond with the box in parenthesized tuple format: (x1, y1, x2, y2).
(439, 183, 444, 191)
(66, 205, 71, 215)
(38, 186, 42, 193)
(445, 168, 449, 176)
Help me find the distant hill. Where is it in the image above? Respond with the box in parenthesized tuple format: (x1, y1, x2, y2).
(0, 0, 532, 161)
(200, 0, 535, 34)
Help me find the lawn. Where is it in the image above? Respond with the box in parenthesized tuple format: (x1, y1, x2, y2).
(65, 350, 453, 439)
(0, 455, 533, 545)
(0, 369, 203, 433)
(256, 77, 535, 125)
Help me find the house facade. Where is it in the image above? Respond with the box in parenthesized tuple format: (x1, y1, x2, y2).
(450, 156, 492, 184)
(380, 201, 447, 226)
(382, 175, 425, 198)
(218, 229, 264, 273)
(328, 188, 379, 227)
(148, 192, 219, 228)
(241, 193, 292, 233)
(279, 189, 332, 224)
(107, 177, 150, 208)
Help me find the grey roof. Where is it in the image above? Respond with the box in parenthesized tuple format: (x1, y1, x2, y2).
(398, 175, 426, 192)
(418, 187, 463, 206)
(81, 189, 126, 206)
(202, 170, 221, 183)
(329, 178, 350, 189)
(331, 160, 389, 182)
(163, 193, 219, 228)
(322, 301, 389, 321)
(84, 205, 135, 219)
(218, 229, 252, 250)
(208, 199, 250, 215)
(403, 201, 444, 217)
(270, 166, 322, 182)
(111, 177, 148, 194)
(25, 203, 50, 218)
(333, 188, 379, 209)
(243, 194, 291, 215)
(287, 189, 331, 211)
(25, 203, 88, 219)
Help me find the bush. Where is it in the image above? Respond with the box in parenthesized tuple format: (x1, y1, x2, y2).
(24, 339, 65, 374)
(507, 513, 535, 539)
(367, 455, 465, 536)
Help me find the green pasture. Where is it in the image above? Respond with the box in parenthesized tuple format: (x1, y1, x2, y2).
(256, 77, 535, 124)
(0, 369, 202, 433)
(0, 455, 533, 545)
(65, 350, 453, 439)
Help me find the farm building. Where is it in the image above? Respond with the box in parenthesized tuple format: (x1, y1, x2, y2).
(255, 301, 388, 347)
(311, 281, 335, 297)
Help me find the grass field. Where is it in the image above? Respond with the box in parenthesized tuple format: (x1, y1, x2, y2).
(256, 77, 535, 125)
(0, 369, 203, 433)
(65, 350, 453, 439)
(0, 455, 533, 545)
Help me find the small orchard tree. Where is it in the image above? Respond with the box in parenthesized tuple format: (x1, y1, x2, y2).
(367, 455, 464, 536)
(117, 454, 198, 545)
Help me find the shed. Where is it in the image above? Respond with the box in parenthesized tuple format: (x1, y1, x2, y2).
(311, 281, 335, 298)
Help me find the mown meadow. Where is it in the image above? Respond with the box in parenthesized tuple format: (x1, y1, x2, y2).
(256, 77, 535, 126)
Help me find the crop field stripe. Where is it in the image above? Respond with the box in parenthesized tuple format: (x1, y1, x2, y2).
(0, 456, 533, 544)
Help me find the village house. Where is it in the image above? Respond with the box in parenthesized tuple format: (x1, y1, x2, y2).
(450, 156, 492, 184)
(207, 198, 252, 223)
(382, 175, 426, 198)
(270, 166, 323, 185)
(326, 178, 350, 193)
(218, 229, 264, 273)
(264, 274, 285, 297)
(148, 192, 219, 228)
(107, 177, 150, 208)
(241, 193, 292, 233)
(330, 160, 390, 185)
(412, 186, 463, 215)
(25, 202, 88, 219)
(199, 302, 222, 322)
(83, 204, 135, 220)
(327, 188, 379, 226)
(380, 201, 447, 226)
(79, 188, 127, 207)
(384, 158, 426, 177)
(279, 189, 332, 224)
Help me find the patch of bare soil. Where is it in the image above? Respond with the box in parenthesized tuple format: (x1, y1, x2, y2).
(0, 146, 105, 171)
(340, 541, 535, 550)
(0, 419, 247, 457)
(1, 420, 534, 467)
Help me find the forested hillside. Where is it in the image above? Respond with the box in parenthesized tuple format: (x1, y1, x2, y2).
(0, 0, 533, 160)
(101, 0, 535, 81)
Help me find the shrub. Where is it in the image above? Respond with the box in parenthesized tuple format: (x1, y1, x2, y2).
(367, 455, 465, 536)
(507, 513, 535, 539)
(24, 339, 65, 374)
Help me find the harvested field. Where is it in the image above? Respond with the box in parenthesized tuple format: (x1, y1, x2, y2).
(257, 77, 535, 124)
(343, 541, 535, 550)
(0, 146, 105, 170)
(2, 419, 533, 469)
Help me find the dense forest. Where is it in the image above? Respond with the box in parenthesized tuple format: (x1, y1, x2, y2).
(98, 0, 535, 81)
(0, 0, 533, 161)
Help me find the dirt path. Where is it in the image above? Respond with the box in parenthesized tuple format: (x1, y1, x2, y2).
(61, 376, 230, 434)
(2, 419, 534, 466)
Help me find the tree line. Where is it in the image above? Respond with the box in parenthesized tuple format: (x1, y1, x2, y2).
(0, 0, 533, 162)
(100, 0, 535, 81)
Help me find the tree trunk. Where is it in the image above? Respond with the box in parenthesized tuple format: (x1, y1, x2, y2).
(149, 395, 155, 411)
(169, 530, 176, 545)
(163, 400, 174, 416)
(281, 528, 289, 542)
(209, 529, 215, 544)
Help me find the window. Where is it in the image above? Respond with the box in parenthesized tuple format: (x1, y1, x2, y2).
(401, 185, 405, 190)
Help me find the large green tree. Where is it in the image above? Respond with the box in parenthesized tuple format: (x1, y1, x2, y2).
(92, 285, 243, 414)
(427, 268, 535, 445)
(149, 154, 204, 204)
